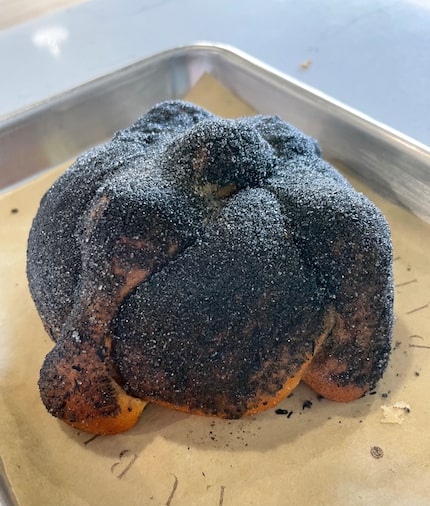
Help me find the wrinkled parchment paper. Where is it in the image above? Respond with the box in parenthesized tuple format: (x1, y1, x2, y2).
(1, 75, 429, 506)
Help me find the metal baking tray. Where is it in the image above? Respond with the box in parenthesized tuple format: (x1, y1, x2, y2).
(1, 43, 430, 506)
(0, 42, 429, 222)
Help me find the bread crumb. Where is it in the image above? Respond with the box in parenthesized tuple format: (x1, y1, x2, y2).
(380, 401, 411, 424)
(299, 59, 312, 70)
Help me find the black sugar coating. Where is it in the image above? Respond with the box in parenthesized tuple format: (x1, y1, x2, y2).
(27, 99, 394, 416)
(113, 188, 327, 417)
(27, 101, 211, 338)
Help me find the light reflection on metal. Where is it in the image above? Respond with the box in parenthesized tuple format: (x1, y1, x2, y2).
(32, 26, 69, 59)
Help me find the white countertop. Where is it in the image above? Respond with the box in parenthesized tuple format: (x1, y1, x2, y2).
(1, 0, 429, 146)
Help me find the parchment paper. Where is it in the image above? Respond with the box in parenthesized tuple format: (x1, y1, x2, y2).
(1, 75, 429, 506)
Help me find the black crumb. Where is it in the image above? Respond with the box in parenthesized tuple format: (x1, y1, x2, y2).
(381, 392, 389, 398)
(317, 394, 324, 401)
(275, 408, 294, 418)
(302, 400, 313, 410)
(369, 391, 377, 395)
(415, 371, 420, 376)
(10, 208, 19, 214)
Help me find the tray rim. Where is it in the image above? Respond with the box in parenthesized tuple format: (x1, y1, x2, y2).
(1, 41, 429, 226)
(1, 42, 430, 506)
(1, 41, 429, 156)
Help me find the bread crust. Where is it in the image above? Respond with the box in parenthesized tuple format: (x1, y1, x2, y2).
(27, 101, 393, 434)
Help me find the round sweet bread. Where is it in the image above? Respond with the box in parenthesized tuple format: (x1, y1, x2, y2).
(27, 100, 394, 434)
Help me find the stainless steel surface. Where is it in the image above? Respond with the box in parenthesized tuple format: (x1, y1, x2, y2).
(0, 43, 429, 223)
(0, 458, 18, 506)
(1, 0, 430, 148)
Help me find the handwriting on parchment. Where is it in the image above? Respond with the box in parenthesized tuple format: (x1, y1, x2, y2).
(110, 449, 138, 480)
(393, 257, 429, 316)
(163, 475, 225, 505)
(165, 474, 178, 506)
(82, 435, 228, 504)
(393, 258, 429, 346)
